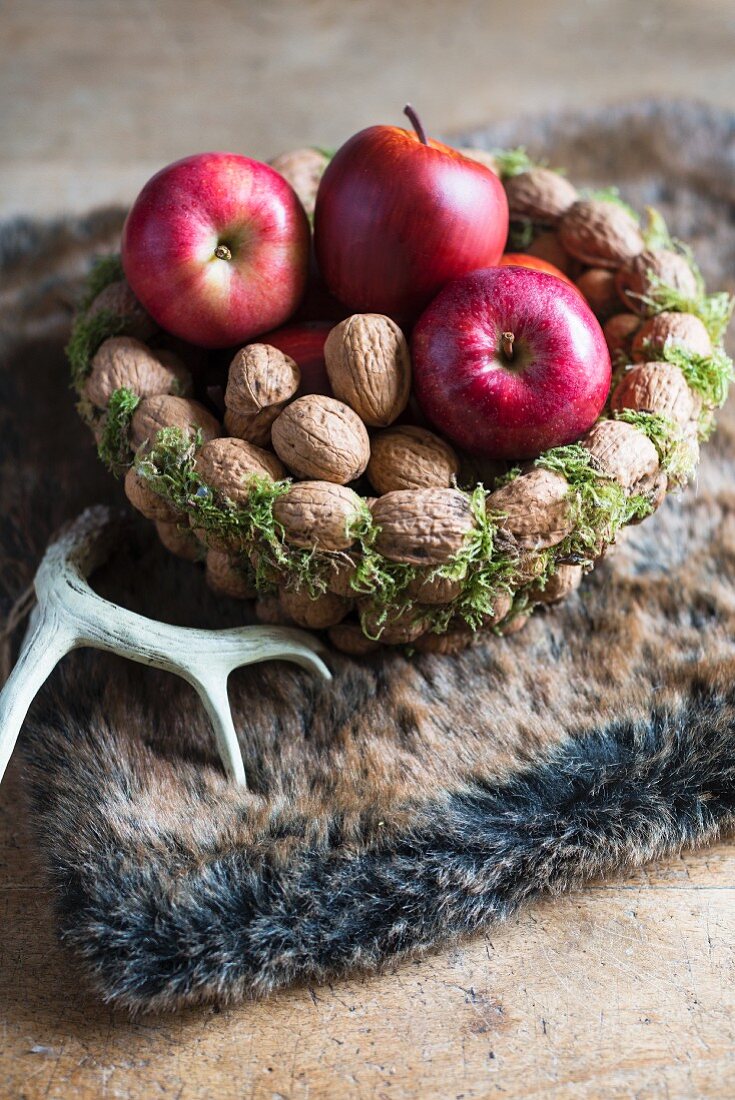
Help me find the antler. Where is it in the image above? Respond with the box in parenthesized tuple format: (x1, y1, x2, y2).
(0, 506, 331, 789)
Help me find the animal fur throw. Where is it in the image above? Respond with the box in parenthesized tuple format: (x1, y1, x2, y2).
(2, 101, 735, 1012)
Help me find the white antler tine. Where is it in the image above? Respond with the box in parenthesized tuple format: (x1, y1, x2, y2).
(0, 506, 333, 792)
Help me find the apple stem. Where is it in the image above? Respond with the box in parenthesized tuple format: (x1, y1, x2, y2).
(214, 244, 232, 261)
(502, 332, 515, 361)
(403, 104, 428, 146)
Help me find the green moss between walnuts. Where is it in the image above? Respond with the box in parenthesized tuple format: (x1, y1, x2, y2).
(612, 409, 696, 486)
(581, 187, 639, 223)
(67, 310, 126, 395)
(659, 343, 734, 411)
(79, 254, 125, 310)
(490, 146, 550, 179)
(98, 388, 140, 474)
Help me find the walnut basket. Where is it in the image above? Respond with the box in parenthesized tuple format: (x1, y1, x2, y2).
(68, 150, 734, 655)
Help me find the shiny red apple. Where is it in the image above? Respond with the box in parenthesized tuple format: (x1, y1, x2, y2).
(313, 106, 509, 322)
(498, 252, 575, 287)
(412, 266, 611, 460)
(122, 152, 310, 348)
(259, 320, 333, 396)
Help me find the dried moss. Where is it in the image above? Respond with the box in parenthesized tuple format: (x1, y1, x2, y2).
(612, 409, 695, 486)
(98, 387, 140, 474)
(490, 146, 549, 179)
(67, 309, 126, 395)
(660, 343, 734, 410)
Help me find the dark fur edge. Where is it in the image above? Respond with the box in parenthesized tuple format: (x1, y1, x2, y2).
(21, 675, 735, 1014)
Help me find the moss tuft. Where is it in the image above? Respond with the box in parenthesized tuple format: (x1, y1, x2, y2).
(98, 387, 140, 475)
(660, 343, 734, 410)
(638, 251, 734, 346)
(612, 409, 695, 485)
(641, 205, 674, 250)
(79, 253, 125, 311)
(491, 146, 549, 179)
(581, 187, 639, 223)
(67, 309, 126, 394)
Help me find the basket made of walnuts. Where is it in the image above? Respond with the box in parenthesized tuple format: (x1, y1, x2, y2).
(69, 150, 733, 655)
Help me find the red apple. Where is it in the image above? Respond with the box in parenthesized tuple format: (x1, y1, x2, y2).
(313, 106, 508, 322)
(258, 320, 333, 396)
(498, 252, 576, 287)
(412, 266, 611, 460)
(122, 152, 310, 348)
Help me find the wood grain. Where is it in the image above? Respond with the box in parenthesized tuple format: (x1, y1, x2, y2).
(1, 745, 734, 1099)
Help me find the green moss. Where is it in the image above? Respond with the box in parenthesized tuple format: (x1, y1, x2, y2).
(79, 253, 125, 310)
(98, 387, 140, 474)
(612, 409, 695, 485)
(491, 146, 549, 179)
(507, 219, 535, 250)
(638, 252, 734, 346)
(660, 344, 734, 410)
(67, 309, 126, 394)
(641, 205, 675, 251)
(581, 187, 639, 223)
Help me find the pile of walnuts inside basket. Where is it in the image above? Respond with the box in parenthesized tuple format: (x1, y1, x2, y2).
(68, 105, 734, 655)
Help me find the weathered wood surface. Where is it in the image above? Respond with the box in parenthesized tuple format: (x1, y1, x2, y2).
(2, 748, 733, 1099)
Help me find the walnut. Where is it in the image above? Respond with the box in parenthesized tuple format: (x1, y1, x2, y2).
(499, 613, 530, 637)
(131, 395, 220, 449)
(86, 280, 156, 340)
(273, 481, 364, 551)
(603, 313, 642, 359)
(269, 147, 330, 217)
(503, 168, 578, 226)
(372, 488, 475, 565)
(631, 312, 712, 363)
(205, 550, 257, 599)
(124, 465, 179, 523)
(358, 601, 429, 645)
(616, 249, 699, 315)
(414, 630, 476, 655)
(530, 563, 583, 604)
(405, 570, 463, 605)
(195, 437, 285, 504)
(254, 594, 292, 625)
(271, 395, 370, 483)
(86, 337, 192, 409)
(611, 362, 701, 428)
(153, 349, 194, 395)
(629, 469, 669, 522)
(486, 469, 573, 549)
(155, 520, 202, 561)
(559, 199, 643, 269)
(575, 269, 620, 321)
(525, 231, 576, 275)
(324, 554, 360, 597)
(224, 344, 300, 446)
(581, 419, 659, 490)
(367, 425, 459, 494)
(327, 622, 381, 656)
(279, 586, 352, 629)
(324, 314, 411, 427)
(456, 147, 500, 174)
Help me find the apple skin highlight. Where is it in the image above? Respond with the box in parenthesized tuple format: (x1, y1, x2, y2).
(411, 266, 612, 460)
(314, 124, 509, 323)
(122, 152, 310, 348)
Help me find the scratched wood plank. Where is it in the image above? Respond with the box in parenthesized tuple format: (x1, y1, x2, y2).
(1, 749, 734, 1100)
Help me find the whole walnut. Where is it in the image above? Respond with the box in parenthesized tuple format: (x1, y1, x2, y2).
(367, 425, 459, 494)
(224, 344, 300, 446)
(358, 601, 429, 645)
(631, 312, 712, 363)
(503, 168, 578, 226)
(327, 622, 381, 655)
(195, 437, 285, 505)
(611, 361, 701, 428)
(86, 337, 191, 409)
(205, 550, 257, 600)
(131, 395, 221, 449)
(155, 520, 202, 561)
(581, 419, 659, 490)
(280, 586, 352, 630)
(324, 314, 411, 427)
(603, 313, 642, 360)
(559, 199, 643, 269)
(124, 465, 179, 523)
(86, 280, 156, 341)
(372, 488, 475, 565)
(575, 269, 620, 321)
(529, 563, 583, 604)
(616, 249, 699, 315)
(486, 468, 573, 550)
(526, 231, 576, 275)
(254, 594, 293, 626)
(273, 481, 365, 551)
(269, 147, 330, 218)
(405, 570, 463, 605)
(413, 630, 475, 655)
(271, 395, 370, 483)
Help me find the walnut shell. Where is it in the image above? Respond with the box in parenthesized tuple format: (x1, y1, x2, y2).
(414, 630, 476, 655)
(155, 520, 201, 561)
(223, 407, 274, 449)
(205, 550, 257, 599)
(280, 586, 352, 630)
(271, 395, 370, 483)
(499, 613, 530, 637)
(86, 337, 189, 409)
(327, 622, 381, 656)
(225, 344, 300, 427)
(581, 419, 659, 490)
(254, 594, 292, 626)
(195, 437, 285, 505)
(631, 312, 712, 363)
(324, 555, 360, 598)
(405, 570, 464, 606)
(615, 249, 699, 315)
(503, 168, 578, 226)
(575, 268, 620, 321)
(86, 280, 156, 340)
(273, 481, 364, 551)
(269, 147, 330, 218)
(124, 465, 179, 523)
(603, 313, 642, 359)
(367, 425, 459, 494)
(525, 231, 576, 275)
(131, 395, 221, 449)
(559, 200, 643, 269)
(358, 601, 429, 645)
(457, 147, 500, 175)
(372, 488, 475, 565)
(629, 469, 669, 522)
(486, 469, 573, 550)
(611, 362, 701, 428)
(530, 563, 583, 604)
(324, 314, 411, 428)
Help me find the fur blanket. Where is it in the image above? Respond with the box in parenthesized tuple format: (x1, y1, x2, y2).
(2, 100, 735, 1012)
